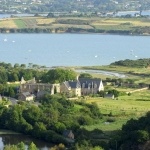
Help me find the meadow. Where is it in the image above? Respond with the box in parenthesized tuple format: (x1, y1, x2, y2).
(82, 89, 150, 133)
(0, 19, 17, 28)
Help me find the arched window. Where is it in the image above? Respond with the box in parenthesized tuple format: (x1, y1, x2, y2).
(94, 84, 97, 88)
(88, 83, 91, 89)
(82, 83, 85, 88)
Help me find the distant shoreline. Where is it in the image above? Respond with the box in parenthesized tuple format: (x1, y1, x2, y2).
(0, 28, 150, 36)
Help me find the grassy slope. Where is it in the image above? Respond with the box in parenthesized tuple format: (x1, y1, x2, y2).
(77, 65, 150, 132)
(84, 90, 150, 131)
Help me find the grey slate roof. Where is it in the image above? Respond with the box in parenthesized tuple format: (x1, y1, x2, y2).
(22, 92, 34, 97)
(79, 78, 102, 88)
(68, 81, 81, 88)
(64, 81, 81, 89)
(64, 81, 70, 89)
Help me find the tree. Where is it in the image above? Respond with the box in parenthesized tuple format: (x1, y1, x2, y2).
(51, 143, 65, 150)
(28, 142, 38, 150)
(4, 144, 18, 150)
(14, 63, 20, 68)
(99, 91, 105, 97)
(47, 12, 54, 18)
(79, 73, 92, 79)
(20, 64, 26, 69)
(42, 68, 77, 83)
(12, 73, 19, 81)
(0, 84, 4, 95)
(32, 122, 46, 138)
(22, 69, 33, 80)
(23, 106, 43, 126)
(17, 142, 25, 150)
(8, 87, 15, 97)
(108, 89, 119, 98)
(0, 70, 8, 83)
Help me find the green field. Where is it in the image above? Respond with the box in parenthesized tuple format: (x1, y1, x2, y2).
(14, 19, 26, 28)
(83, 90, 150, 132)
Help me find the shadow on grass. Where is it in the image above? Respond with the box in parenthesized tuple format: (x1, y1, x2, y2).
(136, 99, 150, 101)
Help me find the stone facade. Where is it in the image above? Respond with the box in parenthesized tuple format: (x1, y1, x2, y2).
(18, 92, 35, 101)
(19, 77, 60, 98)
(19, 77, 104, 98)
(60, 81, 81, 97)
(79, 78, 104, 95)
(61, 78, 104, 97)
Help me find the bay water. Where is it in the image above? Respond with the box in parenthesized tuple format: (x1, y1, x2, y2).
(0, 34, 149, 67)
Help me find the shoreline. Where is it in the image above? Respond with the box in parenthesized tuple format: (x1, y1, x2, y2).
(1, 29, 150, 36)
(0, 129, 21, 135)
(75, 68, 127, 78)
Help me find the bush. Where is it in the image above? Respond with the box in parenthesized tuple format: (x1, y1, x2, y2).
(78, 116, 94, 125)
(106, 117, 116, 122)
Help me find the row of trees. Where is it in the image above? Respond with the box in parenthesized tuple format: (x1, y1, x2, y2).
(4, 142, 38, 150)
(0, 28, 53, 33)
(111, 58, 150, 68)
(41, 68, 77, 83)
(0, 68, 43, 83)
(1, 26, 149, 35)
(0, 62, 77, 84)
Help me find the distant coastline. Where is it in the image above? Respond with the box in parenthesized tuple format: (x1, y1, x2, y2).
(0, 27, 150, 36)
(0, 14, 150, 35)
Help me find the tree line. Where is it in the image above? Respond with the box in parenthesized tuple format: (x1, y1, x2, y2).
(111, 58, 150, 68)
(1, 26, 150, 35)
(0, 62, 76, 84)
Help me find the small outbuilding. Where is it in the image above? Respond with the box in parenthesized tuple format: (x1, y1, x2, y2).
(104, 93, 115, 99)
(63, 130, 74, 140)
(18, 92, 35, 101)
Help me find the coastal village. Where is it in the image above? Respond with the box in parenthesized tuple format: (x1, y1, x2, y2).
(19, 76, 104, 101)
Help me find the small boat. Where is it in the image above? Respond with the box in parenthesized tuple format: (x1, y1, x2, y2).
(3, 38, 7, 42)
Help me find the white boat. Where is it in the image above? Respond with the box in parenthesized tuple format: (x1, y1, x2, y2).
(3, 37, 7, 42)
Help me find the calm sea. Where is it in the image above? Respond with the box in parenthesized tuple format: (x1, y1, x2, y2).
(0, 34, 150, 67)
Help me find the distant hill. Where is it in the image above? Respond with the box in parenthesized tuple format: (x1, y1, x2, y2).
(0, 0, 150, 14)
(110, 58, 150, 68)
